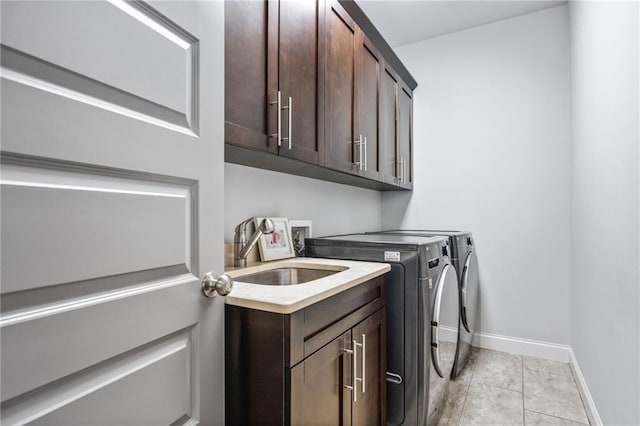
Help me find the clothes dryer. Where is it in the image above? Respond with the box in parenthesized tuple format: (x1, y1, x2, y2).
(305, 233, 459, 425)
(378, 230, 479, 378)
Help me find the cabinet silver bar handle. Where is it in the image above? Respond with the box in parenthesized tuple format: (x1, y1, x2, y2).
(358, 135, 363, 171)
(288, 97, 292, 149)
(352, 339, 358, 402)
(404, 156, 407, 183)
(281, 96, 292, 150)
(353, 338, 364, 398)
(363, 136, 368, 172)
(343, 346, 355, 401)
(269, 91, 282, 147)
(351, 135, 364, 171)
(361, 333, 366, 393)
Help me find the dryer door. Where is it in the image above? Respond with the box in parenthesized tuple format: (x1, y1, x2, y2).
(461, 250, 479, 333)
(430, 263, 459, 378)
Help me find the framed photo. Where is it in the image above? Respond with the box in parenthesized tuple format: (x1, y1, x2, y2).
(289, 220, 313, 256)
(254, 217, 295, 262)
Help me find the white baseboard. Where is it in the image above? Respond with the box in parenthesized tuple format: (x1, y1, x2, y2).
(569, 348, 603, 426)
(471, 331, 571, 362)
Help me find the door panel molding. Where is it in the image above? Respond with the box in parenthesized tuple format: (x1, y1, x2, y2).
(1, 327, 196, 425)
(0, 266, 193, 328)
(1, 1, 199, 132)
(1, 158, 196, 293)
(1, 46, 197, 135)
(1, 279, 201, 402)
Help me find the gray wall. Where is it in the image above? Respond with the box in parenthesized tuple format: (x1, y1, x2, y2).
(382, 6, 573, 344)
(569, 2, 640, 424)
(224, 163, 382, 242)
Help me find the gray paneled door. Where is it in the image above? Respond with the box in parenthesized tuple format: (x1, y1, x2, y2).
(0, 1, 225, 424)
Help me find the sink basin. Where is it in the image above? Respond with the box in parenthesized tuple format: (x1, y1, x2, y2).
(235, 267, 344, 286)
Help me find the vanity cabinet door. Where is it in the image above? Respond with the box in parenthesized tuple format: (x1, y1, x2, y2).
(351, 308, 387, 426)
(291, 331, 352, 425)
(290, 308, 387, 426)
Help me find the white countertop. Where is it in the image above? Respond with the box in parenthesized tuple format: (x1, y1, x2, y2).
(224, 257, 390, 314)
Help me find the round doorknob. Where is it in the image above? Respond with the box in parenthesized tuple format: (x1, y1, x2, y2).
(202, 272, 233, 297)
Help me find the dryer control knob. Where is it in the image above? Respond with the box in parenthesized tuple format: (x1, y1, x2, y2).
(441, 245, 448, 257)
(467, 237, 473, 246)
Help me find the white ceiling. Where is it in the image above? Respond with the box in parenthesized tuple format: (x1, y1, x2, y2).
(356, 0, 567, 47)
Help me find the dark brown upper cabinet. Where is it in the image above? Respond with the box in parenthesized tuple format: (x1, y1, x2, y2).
(325, 1, 382, 181)
(324, 0, 357, 174)
(380, 65, 400, 185)
(355, 32, 382, 182)
(225, 0, 416, 191)
(225, 0, 323, 163)
(224, 1, 270, 152)
(380, 63, 413, 189)
(397, 82, 413, 189)
(276, 0, 324, 163)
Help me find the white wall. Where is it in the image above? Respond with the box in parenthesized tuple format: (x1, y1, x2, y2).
(382, 6, 572, 344)
(224, 163, 382, 242)
(570, 2, 640, 424)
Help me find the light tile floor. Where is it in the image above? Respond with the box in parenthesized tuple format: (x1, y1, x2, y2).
(437, 348, 590, 426)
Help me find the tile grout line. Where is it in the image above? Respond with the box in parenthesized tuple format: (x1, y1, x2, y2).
(523, 359, 590, 425)
(566, 360, 591, 425)
(455, 355, 478, 426)
(469, 350, 524, 394)
(525, 408, 590, 425)
(473, 381, 523, 395)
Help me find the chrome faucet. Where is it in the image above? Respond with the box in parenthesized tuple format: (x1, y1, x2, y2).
(234, 217, 275, 267)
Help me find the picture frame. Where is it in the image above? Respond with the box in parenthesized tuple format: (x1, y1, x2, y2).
(254, 217, 295, 262)
(289, 220, 313, 256)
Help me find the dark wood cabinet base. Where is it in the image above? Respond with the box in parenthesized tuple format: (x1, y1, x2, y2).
(225, 275, 388, 425)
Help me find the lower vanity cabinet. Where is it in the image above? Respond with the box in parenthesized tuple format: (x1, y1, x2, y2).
(291, 308, 386, 425)
(225, 275, 387, 425)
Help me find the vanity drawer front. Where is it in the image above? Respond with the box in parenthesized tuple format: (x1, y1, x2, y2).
(291, 274, 386, 365)
(303, 274, 384, 338)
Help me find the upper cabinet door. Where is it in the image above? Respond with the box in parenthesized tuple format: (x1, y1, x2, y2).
(380, 64, 400, 185)
(278, 0, 324, 164)
(225, 0, 416, 190)
(398, 83, 413, 189)
(354, 31, 382, 181)
(225, 1, 276, 152)
(324, 0, 357, 174)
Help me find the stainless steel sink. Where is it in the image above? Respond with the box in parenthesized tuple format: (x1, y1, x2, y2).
(234, 267, 343, 285)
